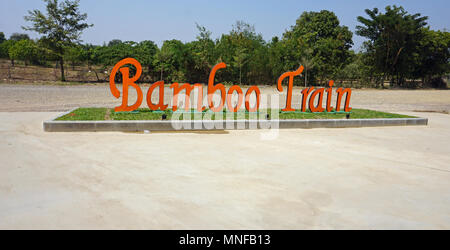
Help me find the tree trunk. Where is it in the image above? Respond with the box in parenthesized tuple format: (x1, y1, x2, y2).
(59, 57, 66, 82)
(92, 68, 100, 82)
(240, 66, 242, 85)
(304, 67, 308, 88)
(381, 72, 387, 89)
(148, 66, 152, 81)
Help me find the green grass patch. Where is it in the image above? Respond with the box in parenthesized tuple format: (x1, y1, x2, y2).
(57, 107, 108, 121)
(56, 108, 416, 121)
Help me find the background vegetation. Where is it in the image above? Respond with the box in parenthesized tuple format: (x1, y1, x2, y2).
(0, 0, 448, 88)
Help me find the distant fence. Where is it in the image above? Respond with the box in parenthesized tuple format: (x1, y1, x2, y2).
(0, 61, 109, 83)
(1, 60, 447, 88)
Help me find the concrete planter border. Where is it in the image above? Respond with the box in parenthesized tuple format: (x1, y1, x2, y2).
(44, 108, 428, 132)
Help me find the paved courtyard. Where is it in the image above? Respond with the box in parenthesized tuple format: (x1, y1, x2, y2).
(0, 84, 449, 229)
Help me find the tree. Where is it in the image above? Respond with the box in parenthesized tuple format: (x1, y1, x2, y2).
(300, 47, 315, 87)
(154, 46, 170, 81)
(282, 10, 353, 85)
(107, 39, 122, 47)
(413, 29, 450, 87)
(9, 33, 30, 41)
(231, 21, 255, 85)
(247, 44, 271, 85)
(23, 0, 92, 81)
(216, 21, 269, 85)
(64, 45, 83, 69)
(8, 39, 40, 66)
(77, 44, 103, 81)
(154, 40, 188, 82)
(134, 40, 158, 80)
(94, 40, 137, 67)
(0, 40, 15, 60)
(233, 47, 248, 85)
(187, 24, 217, 82)
(356, 5, 428, 87)
(88, 41, 140, 82)
(268, 36, 290, 84)
(0, 32, 5, 44)
(36, 37, 59, 64)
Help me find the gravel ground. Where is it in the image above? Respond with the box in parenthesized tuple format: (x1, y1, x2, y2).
(0, 83, 449, 113)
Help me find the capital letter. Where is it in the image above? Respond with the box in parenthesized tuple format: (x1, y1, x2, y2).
(109, 58, 143, 112)
(277, 66, 304, 111)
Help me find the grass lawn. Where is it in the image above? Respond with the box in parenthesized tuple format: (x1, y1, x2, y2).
(55, 108, 416, 121)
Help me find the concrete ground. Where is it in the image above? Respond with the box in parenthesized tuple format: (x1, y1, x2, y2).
(0, 84, 449, 229)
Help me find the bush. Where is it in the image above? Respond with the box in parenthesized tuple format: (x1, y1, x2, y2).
(428, 77, 448, 89)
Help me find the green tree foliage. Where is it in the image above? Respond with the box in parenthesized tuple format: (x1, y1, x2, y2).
(0, 32, 6, 44)
(299, 47, 315, 87)
(229, 21, 254, 84)
(64, 45, 83, 69)
(356, 5, 429, 87)
(9, 33, 30, 41)
(154, 40, 189, 83)
(5, 3, 448, 88)
(413, 29, 450, 87)
(268, 36, 288, 82)
(134, 40, 158, 80)
(281, 10, 353, 85)
(23, 0, 93, 81)
(94, 41, 136, 67)
(107, 39, 123, 47)
(336, 51, 376, 88)
(0, 40, 16, 60)
(186, 24, 217, 83)
(36, 38, 60, 63)
(216, 21, 271, 85)
(7, 39, 52, 66)
(8, 39, 38, 65)
(90, 41, 140, 82)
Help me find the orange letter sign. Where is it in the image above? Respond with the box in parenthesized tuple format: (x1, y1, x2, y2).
(335, 88, 352, 112)
(107, 58, 353, 115)
(208, 63, 227, 112)
(245, 86, 261, 112)
(146, 81, 168, 111)
(227, 85, 244, 112)
(110, 58, 143, 112)
(309, 88, 325, 112)
(170, 83, 205, 112)
(277, 66, 304, 111)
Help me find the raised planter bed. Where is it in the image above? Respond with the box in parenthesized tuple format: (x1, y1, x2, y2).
(43, 108, 428, 132)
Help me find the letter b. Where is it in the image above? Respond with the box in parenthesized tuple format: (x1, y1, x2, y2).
(109, 58, 143, 112)
(208, 63, 226, 112)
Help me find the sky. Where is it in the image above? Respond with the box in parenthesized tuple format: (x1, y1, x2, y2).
(0, 0, 449, 50)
